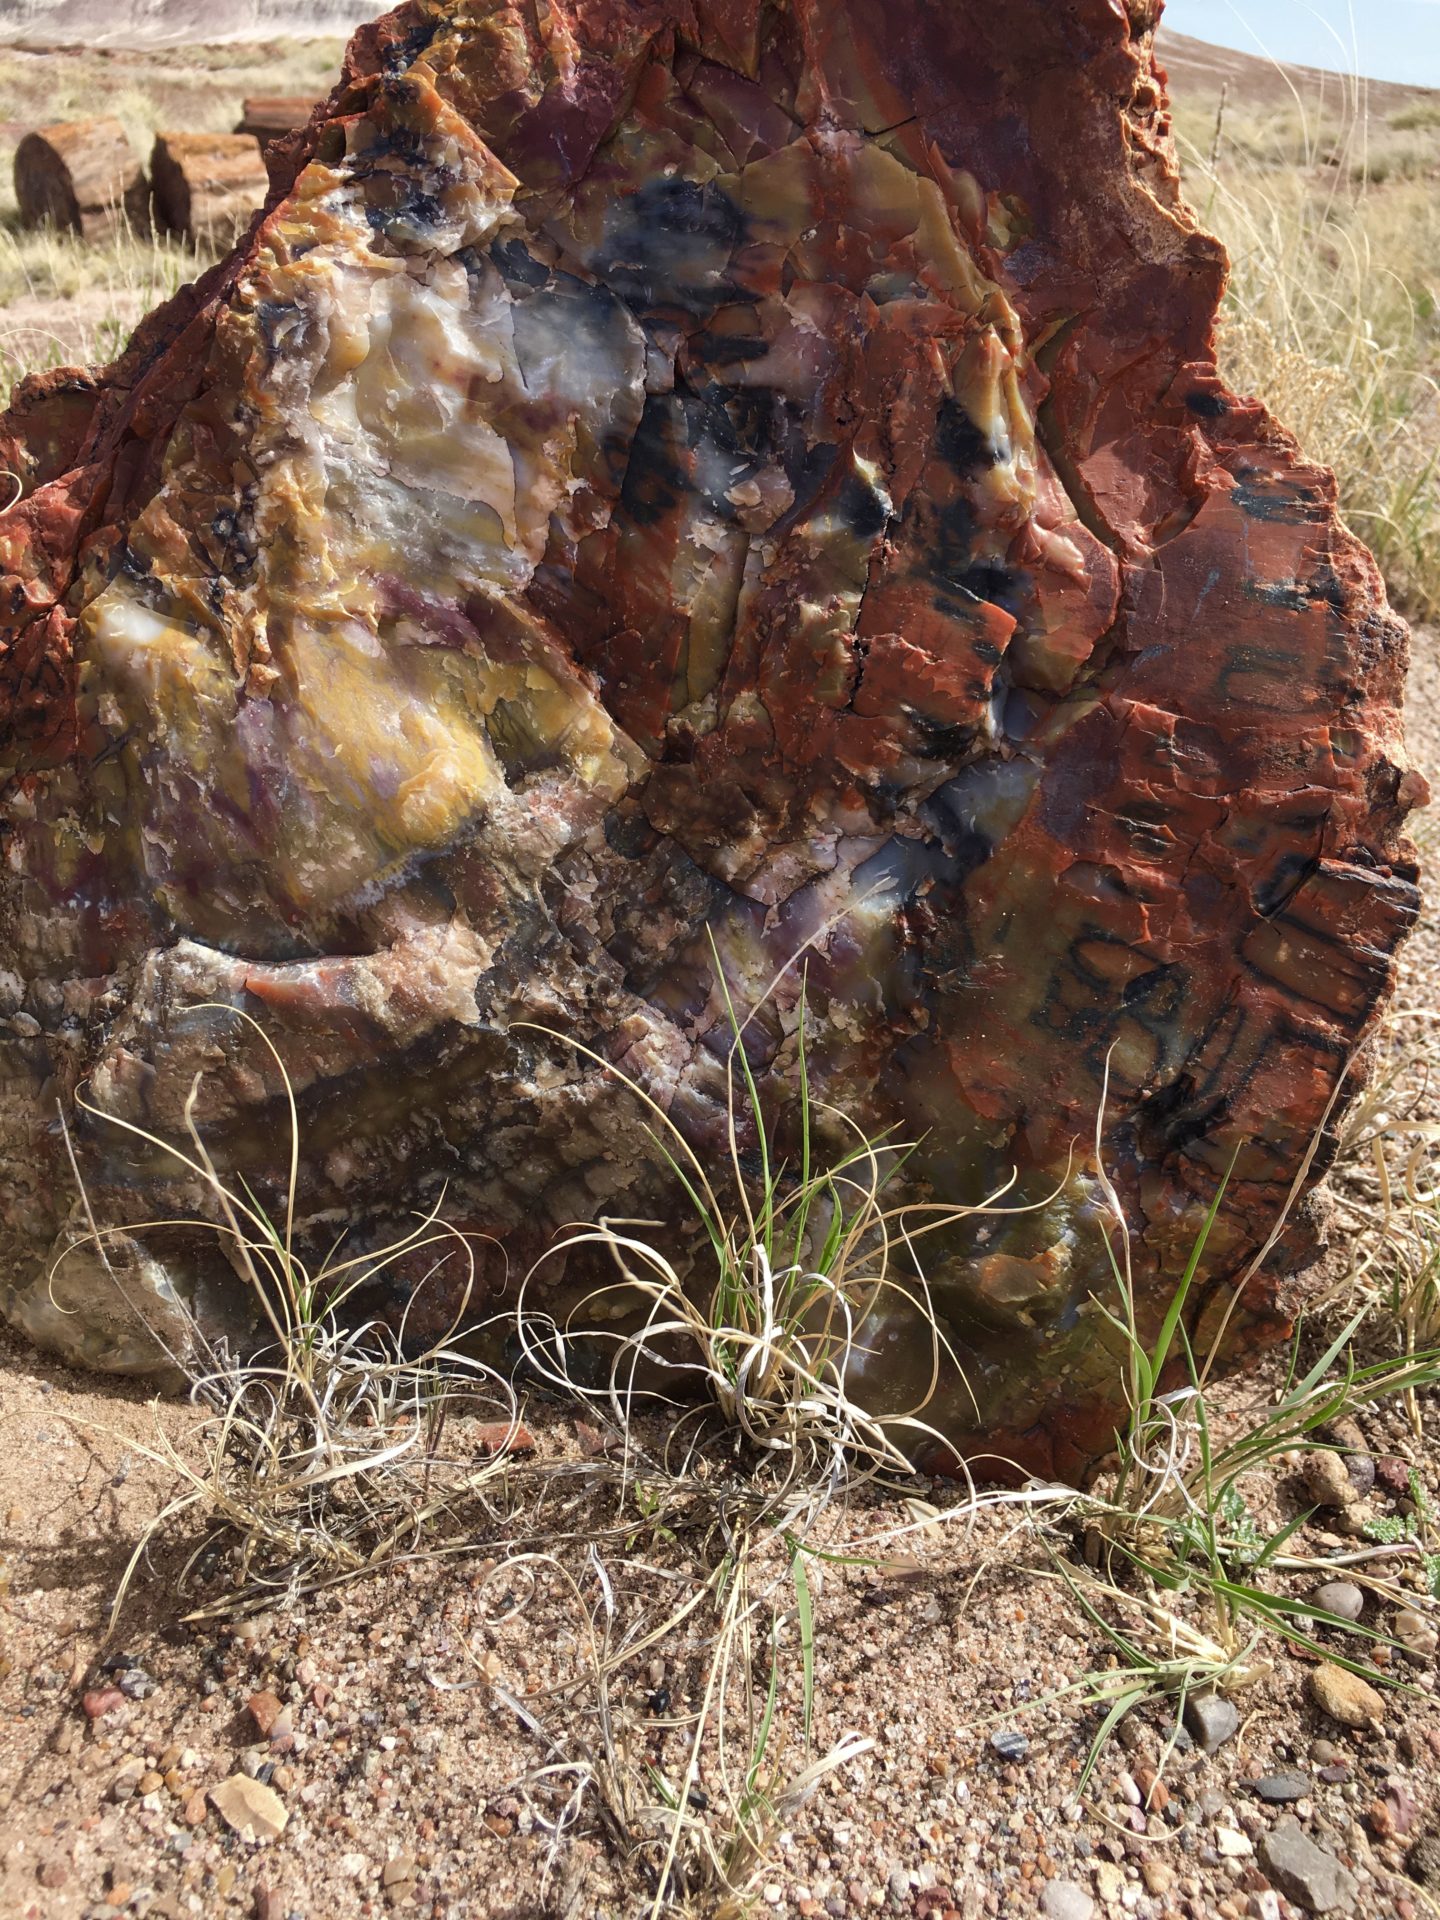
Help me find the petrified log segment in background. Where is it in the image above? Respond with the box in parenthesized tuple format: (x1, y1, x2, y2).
(0, 0, 1424, 1475)
(235, 97, 321, 151)
(150, 131, 267, 242)
(13, 117, 149, 240)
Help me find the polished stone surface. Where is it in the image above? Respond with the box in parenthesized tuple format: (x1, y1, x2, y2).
(0, 0, 1423, 1473)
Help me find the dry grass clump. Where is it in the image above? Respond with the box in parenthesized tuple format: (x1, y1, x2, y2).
(513, 957, 1044, 1484)
(55, 995, 957, 1911)
(55, 979, 1440, 1907)
(58, 1012, 527, 1625)
(1172, 86, 1440, 618)
(0, 216, 210, 387)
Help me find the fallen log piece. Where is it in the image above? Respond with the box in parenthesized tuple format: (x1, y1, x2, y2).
(13, 117, 148, 241)
(235, 97, 320, 150)
(0, 0, 1424, 1477)
(150, 131, 266, 243)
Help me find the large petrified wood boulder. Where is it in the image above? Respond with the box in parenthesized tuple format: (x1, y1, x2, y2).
(13, 118, 150, 242)
(150, 132, 269, 244)
(235, 97, 324, 154)
(0, 0, 1423, 1476)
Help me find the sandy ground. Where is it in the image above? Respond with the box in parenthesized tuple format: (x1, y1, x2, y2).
(0, 616, 1436, 1920)
(0, 287, 152, 367)
(1, 1317, 1439, 1920)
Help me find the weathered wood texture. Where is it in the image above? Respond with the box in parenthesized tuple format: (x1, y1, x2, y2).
(0, 0, 1424, 1476)
(13, 117, 149, 241)
(235, 97, 321, 150)
(150, 131, 267, 242)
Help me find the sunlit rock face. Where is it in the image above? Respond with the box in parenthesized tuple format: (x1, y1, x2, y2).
(0, 0, 1423, 1474)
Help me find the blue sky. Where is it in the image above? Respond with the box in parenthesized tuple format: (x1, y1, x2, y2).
(1162, 0, 1440, 87)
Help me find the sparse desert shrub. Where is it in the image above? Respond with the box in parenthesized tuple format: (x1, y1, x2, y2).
(1178, 117, 1440, 619)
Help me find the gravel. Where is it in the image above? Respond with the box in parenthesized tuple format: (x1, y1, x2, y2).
(1184, 1693, 1241, 1754)
(1311, 1581, 1366, 1624)
(1260, 1815, 1360, 1913)
(1309, 1663, 1388, 1730)
(1040, 1882, 1096, 1920)
(1251, 1771, 1313, 1803)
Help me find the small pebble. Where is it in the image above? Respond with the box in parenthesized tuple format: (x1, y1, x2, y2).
(1345, 1453, 1376, 1498)
(1394, 1609, 1439, 1662)
(1323, 1414, 1367, 1454)
(81, 1687, 125, 1720)
(1302, 1451, 1357, 1509)
(1308, 1661, 1386, 1730)
(1310, 1581, 1365, 1624)
(110, 1759, 145, 1804)
(1249, 1771, 1311, 1803)
(1133, 1766, 1170, 1813)
(1184, 1693, 1239, 1755)
(1333, 1499, 1376, 1539)
(1041, 1880, 1096, 1920)
(248, 1690, 286, 1736)
(1094, 1860, 1125, 1902)
(1376, 1454, 1413, 1495)
(989, 1729, 1029, 1762)
(1260, 1816, 1359, 1913)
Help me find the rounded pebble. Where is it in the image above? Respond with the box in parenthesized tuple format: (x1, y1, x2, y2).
(1308, 1660, 1386, 1729)
(1309, 1580, 1364, 1623)
(1301, 1451, 1356, 1508)
(1041, 1882, 1096, 1920)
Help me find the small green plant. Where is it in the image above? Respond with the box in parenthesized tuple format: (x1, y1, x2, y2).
(1364, 1468, 1440, 1598)
(1017, 1060, 1440, 1787)
(515, 942, 1042, 1483)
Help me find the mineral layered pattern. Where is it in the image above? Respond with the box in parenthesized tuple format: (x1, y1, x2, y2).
(0, 0, 1423, 1474)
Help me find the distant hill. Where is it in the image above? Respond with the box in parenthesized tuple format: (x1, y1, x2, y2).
(1156, 26, 1439, 116)
(0, 0, 374, 44)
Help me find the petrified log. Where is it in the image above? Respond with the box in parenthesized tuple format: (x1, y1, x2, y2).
(150, 132, 267, 243)
(0, 0, 1424, 1476)
(12, 117, 149, 241)
(235, 97, 322, 151)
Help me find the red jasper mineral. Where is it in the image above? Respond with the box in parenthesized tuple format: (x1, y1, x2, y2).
(0, 0, 1422, 1476)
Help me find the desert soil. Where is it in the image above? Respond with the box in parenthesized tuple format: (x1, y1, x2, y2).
(0, 619, 1436, 1920)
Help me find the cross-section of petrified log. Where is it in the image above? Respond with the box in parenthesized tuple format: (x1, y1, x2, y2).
(0, 0, 1424, 1476)
(150, 132, 268, 243)
(13, 117, 149, 241)
(235, 97, 322, 152)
